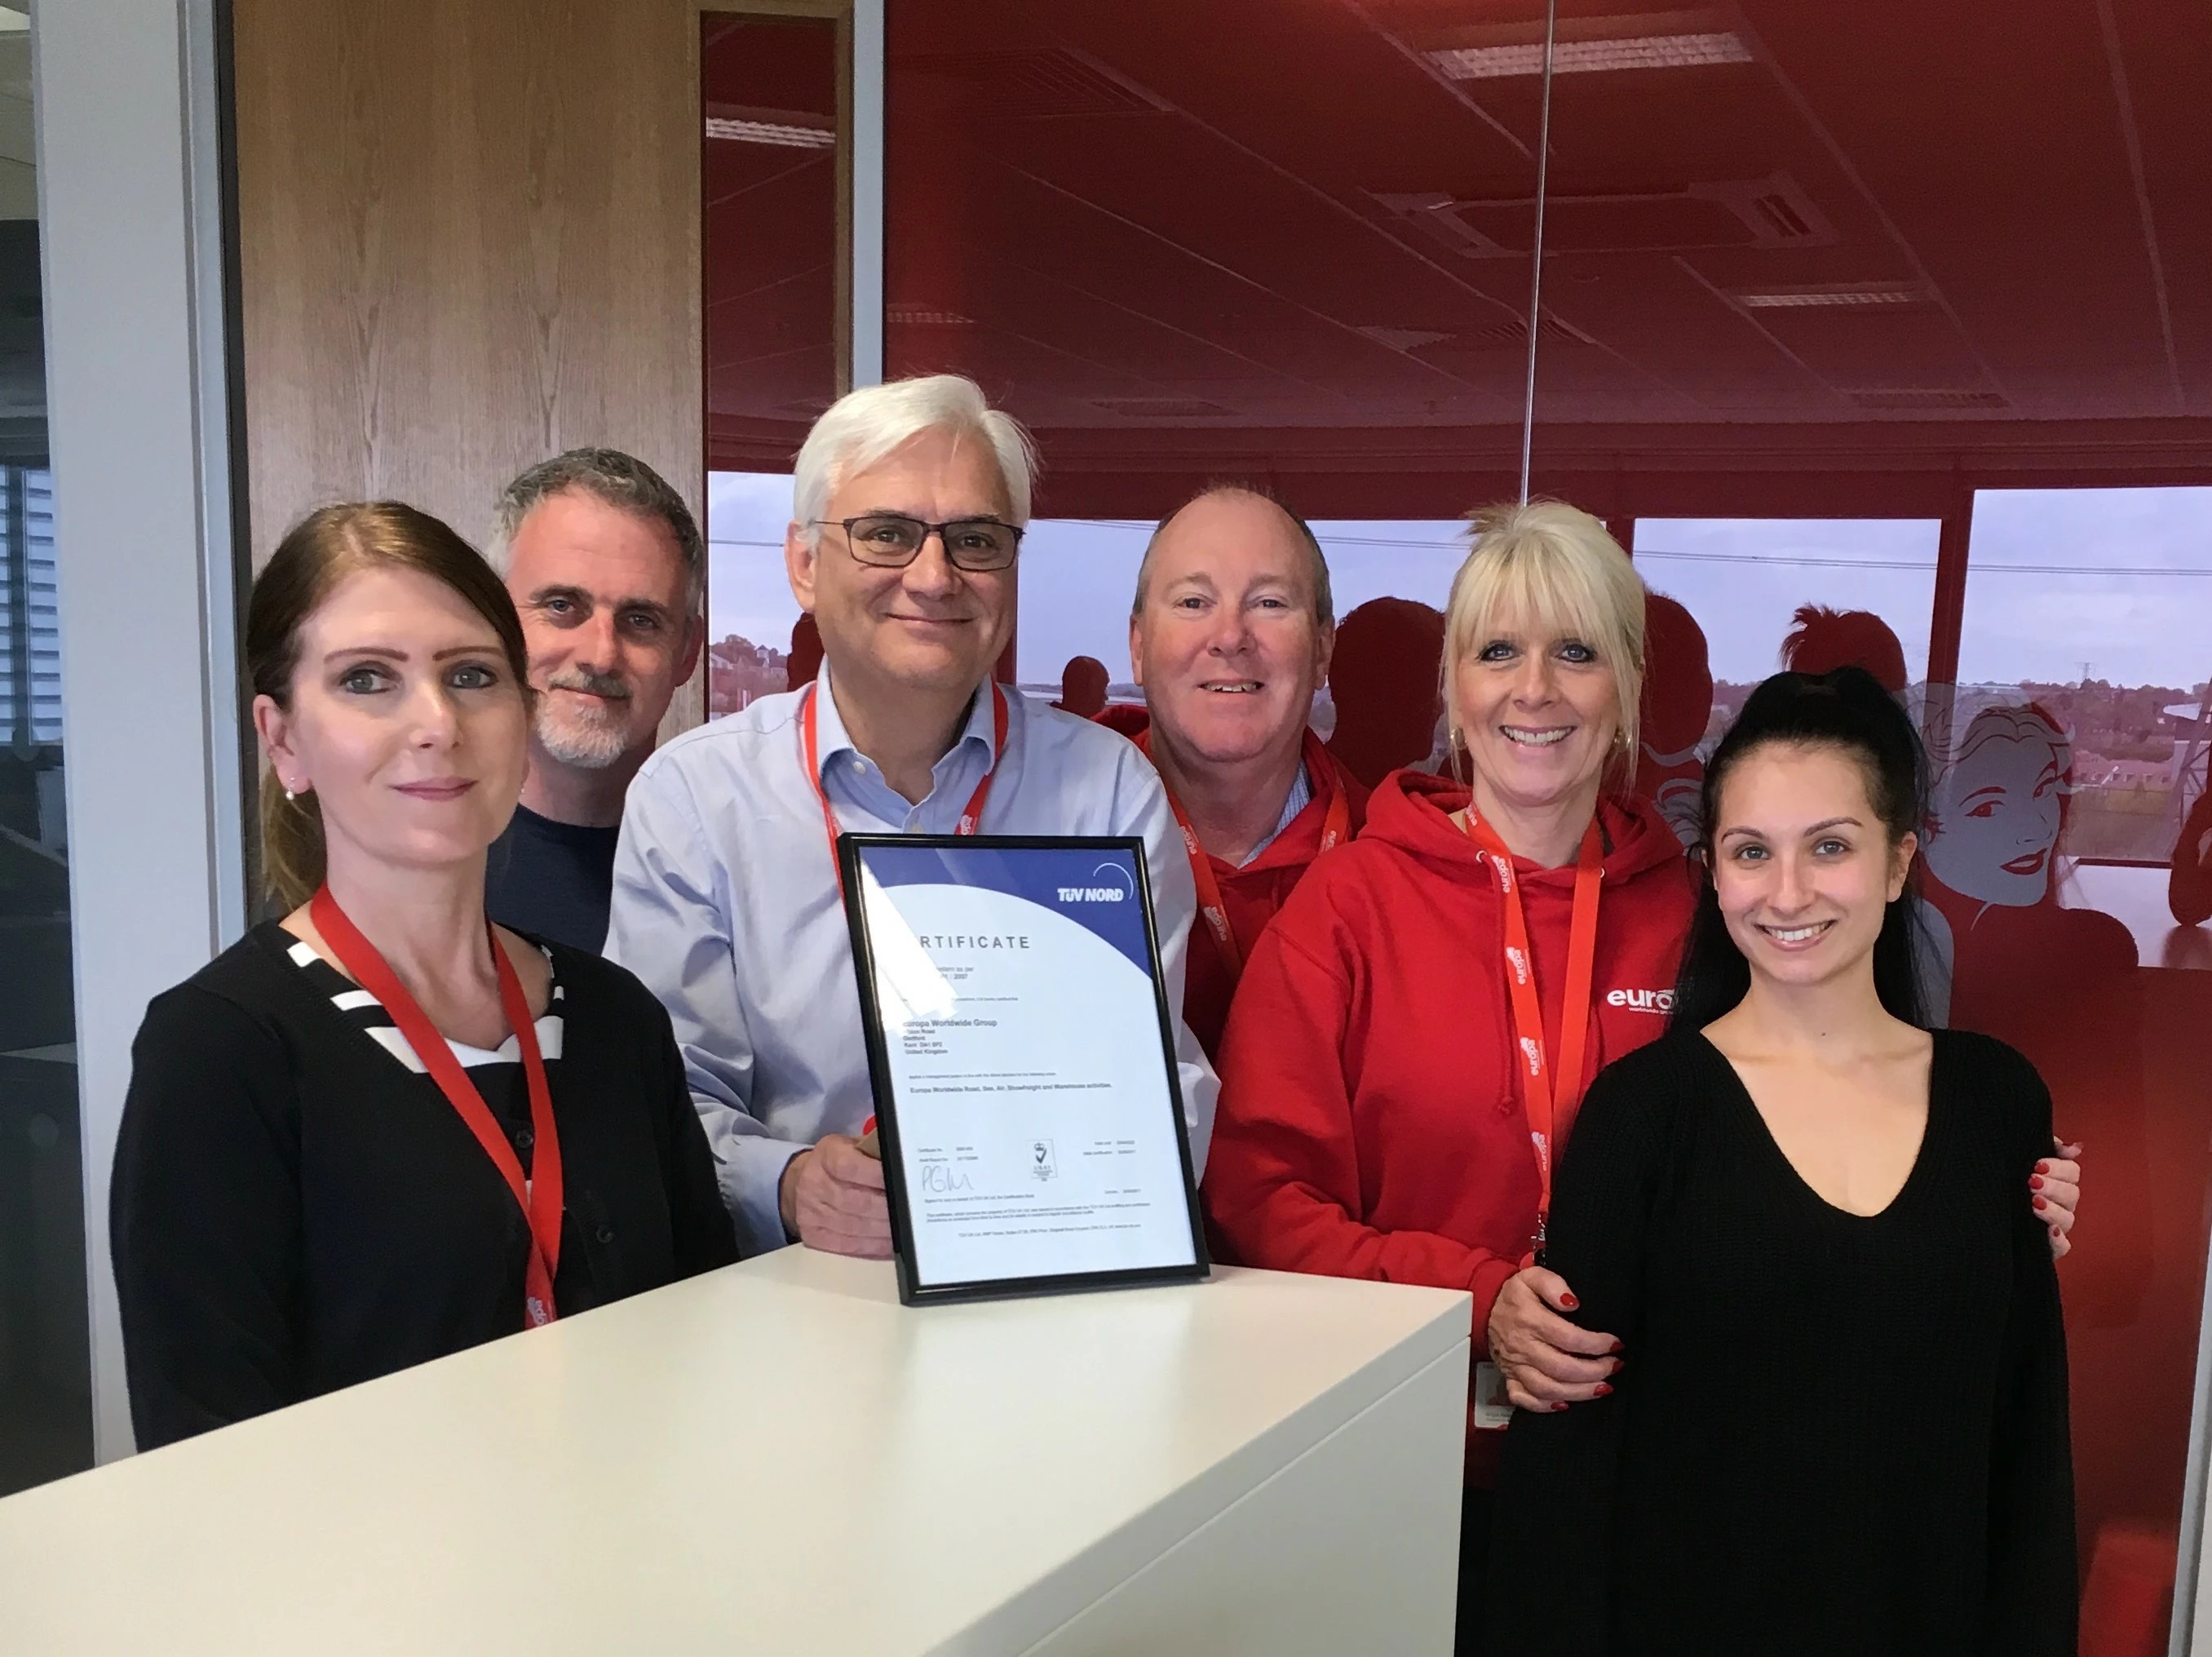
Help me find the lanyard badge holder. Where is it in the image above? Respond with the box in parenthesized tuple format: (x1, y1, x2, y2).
(1465, 811, 1604, 1429)
(803, 680, 1010, 896)
(312, 886, 564, 1330)
(1167, 731, 1352, 983)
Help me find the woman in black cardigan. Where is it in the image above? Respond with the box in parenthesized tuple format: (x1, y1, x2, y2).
(113, 502, 737, 1449)
(1487, 669, 2076, 1654)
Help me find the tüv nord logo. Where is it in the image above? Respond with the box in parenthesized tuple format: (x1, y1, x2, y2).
(1058, 864, 1133, 903)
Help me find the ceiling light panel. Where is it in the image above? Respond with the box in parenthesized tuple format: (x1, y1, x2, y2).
(1427, 32, 1752, 80)
(1734, 285, 1927, 308)
(705, 117, 834, 149)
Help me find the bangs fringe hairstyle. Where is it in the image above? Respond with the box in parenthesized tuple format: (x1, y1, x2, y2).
(1444, 500, 1648, 787)
(1669, 666, 1934, 1032)
(248, 502, 531, 914)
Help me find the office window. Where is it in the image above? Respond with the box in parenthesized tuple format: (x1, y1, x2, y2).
(706, 468, 808, 712)
(0, 0, 91, 1496)
(1017, 516, 1469, 783)
(701, 11, 842, 717)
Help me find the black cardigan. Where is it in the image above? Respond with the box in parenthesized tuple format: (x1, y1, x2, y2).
(1486, 1026, 2075, 1655)
(112, 922, 738, 1449)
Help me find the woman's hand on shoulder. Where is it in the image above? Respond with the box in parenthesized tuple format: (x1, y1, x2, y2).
(1487, 1265, 1623, 1411)
(2037, 1139, 2081, 1260)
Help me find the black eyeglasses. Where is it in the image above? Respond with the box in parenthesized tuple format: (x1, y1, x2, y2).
(813, 513, 1025, 572)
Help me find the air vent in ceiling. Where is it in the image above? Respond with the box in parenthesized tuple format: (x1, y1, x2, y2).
(1370, 173, 1832, 259)
(905, 49, 1171, 119)
(1356, 326, 1454, 352)
(1845, 388, 2007, 410)
(886, 305, 975, 326)
(1091, 397, 1234, 419)
(1462, 315, 1590, 347)
(1748, 192, 1809, 239)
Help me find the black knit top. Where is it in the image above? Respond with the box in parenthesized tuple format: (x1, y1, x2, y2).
(1487, 1027, 2075, 1655)
(112, 921, 738, 1449)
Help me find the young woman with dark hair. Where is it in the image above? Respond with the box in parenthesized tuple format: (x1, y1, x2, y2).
(1486, 667, 2077, 1653)
(111, 503, 737, 1448)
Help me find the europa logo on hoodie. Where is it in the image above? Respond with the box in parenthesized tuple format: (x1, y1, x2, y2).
(1607, 987, 1675, 1014)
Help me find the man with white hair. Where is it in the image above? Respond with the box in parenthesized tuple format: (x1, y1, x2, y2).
(606, 374, 1216, 1257)
(484, 448, 705, 951)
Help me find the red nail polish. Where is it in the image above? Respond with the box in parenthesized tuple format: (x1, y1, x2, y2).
(2033, 1196, 2048, 1210)
(2028, 1175, 2044, 1190)
(1595, 1383, 1613, 1397)
(1552, 1402, 1569, 1412)
(1559, 1293, 1580, 1310)
(2049, 1225, 2061, 1237)
(2035, 1161, 2051, 1175)
(1609, 1340, 1624, 1355)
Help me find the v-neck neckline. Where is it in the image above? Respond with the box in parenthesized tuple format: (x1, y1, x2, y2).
(1693, 1027, 1944, 1223)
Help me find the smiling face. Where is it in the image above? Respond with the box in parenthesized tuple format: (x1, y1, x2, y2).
(1712, 741, 1915, 995)
(1452, 607, 1621, 823)
(1927, 714, 2065, 906)
(504, 490, 699, 772)
(1130, 491, 1332, 773)
(254, 564, 529, 883)
(786, 426, 1015, 703)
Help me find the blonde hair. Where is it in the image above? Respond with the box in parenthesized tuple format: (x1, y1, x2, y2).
(1442, 500, 1647, 787)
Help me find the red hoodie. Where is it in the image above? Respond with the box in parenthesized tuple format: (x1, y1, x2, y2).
(1202, 770, 1694, 1477)
(1095, 704, 1370, 1057)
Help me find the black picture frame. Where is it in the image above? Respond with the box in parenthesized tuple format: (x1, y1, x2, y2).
(838, 833, 1211, 1306)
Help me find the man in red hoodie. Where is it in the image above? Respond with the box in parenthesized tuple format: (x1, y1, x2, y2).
(1099, 485, 1369, 1057)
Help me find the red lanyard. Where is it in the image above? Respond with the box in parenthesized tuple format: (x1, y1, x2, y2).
(310, 886, 563, 1328)
(1164, 729, 1351, 981)
(801, 680, 1010, 895)
(1459, 810, 1604, 1254)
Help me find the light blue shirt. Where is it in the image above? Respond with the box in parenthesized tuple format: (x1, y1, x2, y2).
(606, 664, 1218, 1256)
(1242, 762, 1312, 867)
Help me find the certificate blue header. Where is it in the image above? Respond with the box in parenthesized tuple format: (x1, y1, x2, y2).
(854, 841, 1157, 977)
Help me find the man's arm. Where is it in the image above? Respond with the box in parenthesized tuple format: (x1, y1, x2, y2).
(605, 757, 800, 1255)
(1118, 751, 1221, 1176)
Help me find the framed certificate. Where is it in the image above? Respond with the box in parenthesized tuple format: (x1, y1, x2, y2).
(838, 835, 1210, 1305)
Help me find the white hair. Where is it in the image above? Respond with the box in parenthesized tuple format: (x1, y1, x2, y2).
(792, 374, 1039, 545)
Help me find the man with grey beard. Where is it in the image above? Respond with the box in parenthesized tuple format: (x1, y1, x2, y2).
(482, 449, 705, 950)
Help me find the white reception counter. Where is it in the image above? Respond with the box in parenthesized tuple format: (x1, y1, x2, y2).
(0, 1249, 1471, 1655)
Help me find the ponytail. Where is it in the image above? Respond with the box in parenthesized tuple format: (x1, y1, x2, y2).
(1669, 666, 1932, 1031)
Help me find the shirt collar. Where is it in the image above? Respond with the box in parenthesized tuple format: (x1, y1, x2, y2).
(1241, 762, 1313, 867)
(811, 658, 997, 784)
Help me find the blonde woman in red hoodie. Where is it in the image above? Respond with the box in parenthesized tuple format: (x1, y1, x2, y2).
(1198, 501, 2081, 1655)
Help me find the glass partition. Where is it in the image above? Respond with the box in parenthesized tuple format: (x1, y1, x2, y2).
(0, 3, 91, 1496)
(702, 9, 843, 716)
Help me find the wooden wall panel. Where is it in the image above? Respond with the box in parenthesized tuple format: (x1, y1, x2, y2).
(232, 0, 707, 731)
